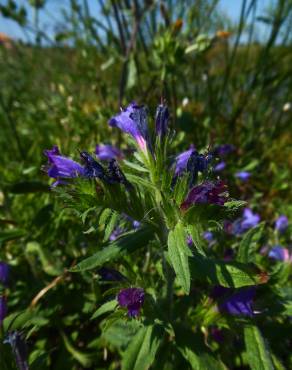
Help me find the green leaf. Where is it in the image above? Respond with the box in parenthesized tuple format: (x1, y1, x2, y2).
(244, 325, 274, 370)
(187, 224, 206, 256)
(0, 229, 25, 244)
(176, 326, 226, 370)
(91, 300, 117, 320)
(224, 200, 247, 211)
(70, 227, 154, 272)
(190, 254, 259, 288)
(238, 223, 265, 263)
(104, 211, 119, 241)
(122, 324, 164, 370)
(61, 332, 94, 368)
(168, 223, 192, 294)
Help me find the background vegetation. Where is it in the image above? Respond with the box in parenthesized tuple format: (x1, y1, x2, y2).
(0, 0, 291, 369)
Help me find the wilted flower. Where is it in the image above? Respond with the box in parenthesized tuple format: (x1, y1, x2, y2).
(0, 296, 7, 325)
(95, 144, 123, 161)
(109, 102, 150, 152)
(80, 151, 108, 180)
(117, 287, 145, 317)
(275, 215, 288, 233)
(181, 181, 228, 210)
(107, 159, 132, 189)
(155, 103, 169, 138)
(235, 171, 251, 181)
(187, 151, 212, 186)
(268, 246, 290, 262)
(213, 286, 256, 317)
(4, 331, 29, 370)
(97, 267, 127, 282)
(44, 146, 85, 186)
(0, 261, 9, 286)
(214, 161, 226, 172)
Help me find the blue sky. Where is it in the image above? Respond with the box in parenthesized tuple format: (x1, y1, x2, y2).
(0, 0, 273, 42)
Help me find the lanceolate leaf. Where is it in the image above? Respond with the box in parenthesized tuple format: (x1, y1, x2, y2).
(91, 300, 117, 320)
(238, 223, 265, 263)
(190, 254, 260, 288)
(176, 326, 226, 370)
(122, 324, 164, 370)
(70, 227, 154, 272)
(244, 325, 274, 370)
(168, 223, 192, 294)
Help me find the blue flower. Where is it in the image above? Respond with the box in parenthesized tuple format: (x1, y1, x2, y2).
(232, 208, 260, 235)
(241, 208, 260, 230)
(213, 286, 256, 317)
(275, 215, 288, 233)
(214, 161, 226, 172)
(174, 147, 195, 176)
(268, 246, 290, 262)
(109, 102, 149, 152)
(155, 103, 169, 138)
(235, 171, 251, 181)
(95, 144, 123, 161)
(0, 261, 9, 286)
(117, 287, 145, 317)
(0, 296, 7, 326)
(203, 231, 214, 242)
(44, 146, 85, 186)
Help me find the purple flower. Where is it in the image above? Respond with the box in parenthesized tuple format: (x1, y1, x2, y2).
(181, 181, 228, 210)
(174, 147, 195, 176)
(186, 235, 193, 247)
(214, 161, 226, 172)
(231, 208, 260, 235)
(268, 246, 290, 262)
(109, 227, 124, 241)
(4, 331, 29, 370)
(109, 102, 149, 152)
(214, 286, 256, 317)
(275, 215, 289, 233)
(241, 208, 260, 230)
(0, 296, 7, 325)
(0, 262, 9, 286)
(133, 220, 141, 229)
(95, 144, 123, 161)
(117, 287, 145, 317)
(97, 267, 126, 281)
(155, 103, 169, 138)
(213, 144, 235, 157)
(44, 146, 85, 186)
(203, 231, 214, 242)
(235, 171, 251, 181)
